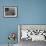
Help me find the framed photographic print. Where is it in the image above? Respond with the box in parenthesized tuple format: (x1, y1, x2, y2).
(18, 24, 46, 42)
(4, 6, 17, 17)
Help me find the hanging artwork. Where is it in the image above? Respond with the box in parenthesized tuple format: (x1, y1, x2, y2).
(18, 24, 46, 41)
(4, 6, 17, 17)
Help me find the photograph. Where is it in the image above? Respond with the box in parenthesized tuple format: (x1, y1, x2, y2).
(18, 24, 46, 46)
(4, 6, 17, 17)
(18, 24, 46, 42)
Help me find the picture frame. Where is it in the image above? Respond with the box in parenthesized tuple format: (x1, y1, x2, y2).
(4, 6, 17, 17)
(18, 24, 46, 42)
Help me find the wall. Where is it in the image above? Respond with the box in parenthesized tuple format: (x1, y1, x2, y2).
(0, 0, 18, 44)
(0, 0, 46, 44)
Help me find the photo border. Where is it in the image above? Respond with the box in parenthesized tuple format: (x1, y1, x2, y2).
(4, 6, 17, 17)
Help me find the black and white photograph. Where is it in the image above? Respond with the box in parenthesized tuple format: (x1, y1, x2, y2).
(18, 25, 46, 46)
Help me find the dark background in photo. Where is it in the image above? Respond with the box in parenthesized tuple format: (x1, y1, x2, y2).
(5, 8, 15, 16)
